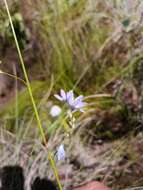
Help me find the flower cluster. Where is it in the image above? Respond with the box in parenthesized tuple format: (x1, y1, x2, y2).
(54, 89, 86, 112)
(54, 89, 86, 161)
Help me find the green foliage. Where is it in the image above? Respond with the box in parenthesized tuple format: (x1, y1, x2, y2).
(37, 0, 113, 89)
(0, 2, 28, 49)
(1, 1, 143, 189)
(0, 81, 48, 130)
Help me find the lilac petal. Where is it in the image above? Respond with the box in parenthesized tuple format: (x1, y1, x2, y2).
(54, 94, 64, 101)
(73, 95, 84, 107)
(74, 101, 86, 109)
(57, 144, 65, 161)
(66, 90, 74, 105)
(60, 89, 66, 101)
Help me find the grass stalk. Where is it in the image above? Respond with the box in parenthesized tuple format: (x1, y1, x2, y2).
(3, 0, 62, 189)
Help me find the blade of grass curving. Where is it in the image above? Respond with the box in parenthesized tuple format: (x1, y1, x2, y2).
(3, 0, 45, 143)
(0, 70, 27, 85)
(3, 1, 62, 190)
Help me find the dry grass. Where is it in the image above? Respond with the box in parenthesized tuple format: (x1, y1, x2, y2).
(1, 1, 143, 190)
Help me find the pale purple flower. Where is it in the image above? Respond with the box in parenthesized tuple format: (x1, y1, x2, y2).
(57, 144, 65, 161)
(54, 89, 86, 112)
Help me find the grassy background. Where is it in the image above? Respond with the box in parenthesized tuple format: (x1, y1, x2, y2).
(1, 0, 143, 189)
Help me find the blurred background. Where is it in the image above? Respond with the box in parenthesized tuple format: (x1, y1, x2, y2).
(0, 0, 143, 189)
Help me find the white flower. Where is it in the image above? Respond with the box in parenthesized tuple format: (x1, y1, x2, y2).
(50, 105, 61, 117)
(57, 144, 65, 161)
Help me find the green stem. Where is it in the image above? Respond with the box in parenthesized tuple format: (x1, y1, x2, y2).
(3, 1, 62, 189)
(48, 152, 63, 190)
(3, 0, 45, 142)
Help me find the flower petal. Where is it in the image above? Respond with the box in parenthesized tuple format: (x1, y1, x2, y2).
(57, 144, 65, 161)
(60, 89, 67, 101)
(74, 101, 86, 109)
(66, 90, 74, 105)
(73, 95, 84, 107)
(54, 94, 63, 101)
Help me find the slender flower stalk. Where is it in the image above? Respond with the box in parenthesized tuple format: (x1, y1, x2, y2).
(54, 90, 87, 163)
(67, 110, 76, 129)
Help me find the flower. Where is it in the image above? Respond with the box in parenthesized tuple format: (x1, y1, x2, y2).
(56, 144, 65, 161)
(50, 105, 61, 117)
(54, 89, 86, 112)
